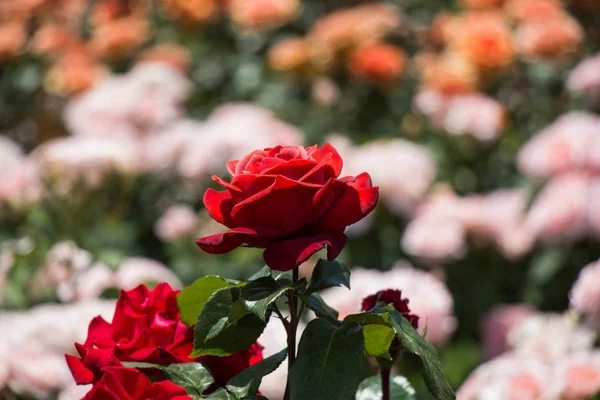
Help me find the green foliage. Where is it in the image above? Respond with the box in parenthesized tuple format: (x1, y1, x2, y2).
(289, 318, 365, 400)
(306, 259, 351, 294)
(226, 349, 287, 398)
(300, 292, 339, 320)
(122, 361, 214, 397)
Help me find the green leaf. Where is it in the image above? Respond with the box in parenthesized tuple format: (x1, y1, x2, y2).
(378, 308, 455, 400)
(178, 276, 244, 326)
(193, 288, 266, 357)
(162, 363, 215, 396)
(301, 292, 339, 320)
(363, 324, 395, 358)
(306, 259, 351, 294)
(226, 349, 287, 397)
(202, 388, 238, 400)
(241, 277, 306, 322)
(248, 266, 272, 281)
(122, 362, 214, 396)
(356, 375, 416, 400)
(289, 318, 364, 400)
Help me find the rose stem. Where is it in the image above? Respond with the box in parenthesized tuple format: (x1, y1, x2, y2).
(381, 367, 391, 400)
(283, 267, 299, 400)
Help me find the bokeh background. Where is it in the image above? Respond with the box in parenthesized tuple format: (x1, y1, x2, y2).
(1, 0, 600, 398)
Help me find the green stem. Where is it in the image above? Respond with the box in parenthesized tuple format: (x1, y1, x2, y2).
(283, 268, 299, 400)
(381, 368, 391, 400)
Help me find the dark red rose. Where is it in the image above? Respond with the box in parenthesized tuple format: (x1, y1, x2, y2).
(361, 289, 419, 329)
(66, 283, 263, 391)
(195, 144, 379, 271)
(83, 366, 191, 400)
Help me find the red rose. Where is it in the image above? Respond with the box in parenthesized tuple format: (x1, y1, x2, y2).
(83, 366, 191, 400)
(195, 144, 379, 271)
(66, 283, 263, 391)
(361, 289, 419, 329)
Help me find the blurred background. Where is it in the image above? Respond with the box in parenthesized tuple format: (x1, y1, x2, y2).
(1, 0, 600, 398)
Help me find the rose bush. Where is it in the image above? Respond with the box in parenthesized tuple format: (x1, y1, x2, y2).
(195, 144, 379, 271)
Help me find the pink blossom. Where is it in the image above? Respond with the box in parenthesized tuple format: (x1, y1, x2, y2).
(517, 112, 600, 178)
(33, 136, 141, 188)
(568, 52, 600, 104)
(508, 313, 596, 363)
(330, 135, 437, 216)
(525, 173, 590, 241)
(0, 135, 23, 171)
(115, 257, 182, 290)
(57, 262, 115, 303)
(556, 352, 600, 400)
(0, 159, 43, 209)
(141, 119, 202, 173)
(480, 304, 535, 360)
(320, 263, 457, 344)
(178, 104, 302, 179)
(311, 77, 340, 106)
(570, 259, 600, 329)
(64, 62, 191, 139)
(155, 204, 198, 242)
(414, 90, 506, 142)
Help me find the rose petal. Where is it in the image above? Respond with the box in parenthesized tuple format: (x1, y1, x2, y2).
(263, 231, 347, 271)
(286, 178, 347, 232)
(204, 188, 236, 227)
(195, 227, 283, 254)
(317, 172, 379, 230)
(66, 354, 95, 385)
(310, 143, 343, 177)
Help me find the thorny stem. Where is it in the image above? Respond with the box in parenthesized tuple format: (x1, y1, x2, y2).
(381, 367, 391, 400)
(283, 268, 299, 400)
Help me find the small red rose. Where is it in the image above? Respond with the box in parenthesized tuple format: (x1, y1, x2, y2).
(362, 289, 419, 329)
(195, 144, 379, 271)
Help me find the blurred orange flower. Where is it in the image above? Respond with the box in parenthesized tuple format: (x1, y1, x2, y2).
(31, 24, 82, 57)
(226, 0, 299, 30)
(448, 12, 514, 69)
(45, 51, 106, 95)
(348, 43, 407, 86)
(139, 44, 192, 72)
(88, 17, 149, 60)
(267, 37, 311, 73)
(92, 0, 150, 25)
(504, 0, 564, 21)
(416, 52, 478, 94)
(460, 0, 504, 8)
(0, 20, 27, 60)
(161, 0, 220, 24)
(308, 4, 402, 53)
(515, 14, 583, 59)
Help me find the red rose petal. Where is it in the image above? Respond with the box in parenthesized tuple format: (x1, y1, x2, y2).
(310, 143, 343, 177)
(262, 231, 347, 271)
(204, 188, 236, 227)
(195, 227, 282, 254)
(286, 178, 347, 232)
(65, 354, 95, 385)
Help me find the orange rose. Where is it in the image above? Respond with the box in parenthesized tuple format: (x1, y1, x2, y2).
(45, 51, 106, 95)
(449, 12, 514, 69)
(416, 52, 478, 94)
(139, 44, 192, 72)
(267, 37, 311, 73)
(161, 0, 220, 24)
(88, 17, 149, 60)
(460, 0, 504, 8)
(226, 0, 299, 30)
(0, 20, 27, 60)
(348, 43, 407, 86)
(515, 14, 583, 59)
(31, 24, 83, 57)
(504, 0, 564, 21)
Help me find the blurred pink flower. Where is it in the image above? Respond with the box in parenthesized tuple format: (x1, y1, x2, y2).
(567, 52, 600, 104)
(556, 353, 600, 400)
(514, 15, 583, 60)
(508, 313, 596, 363)
(320, 263, 457, 344)
(0, 159, 43, 210)
(115, 257, 182, 290)
(178, 104, 302, 179)
(570, 259, 600, 329)
(57, 262, 115, 303)
(330, 135, 437, 216)
(480, 304, 535, 360)
(414, 90, 506, 142)
(457, 353, 555, 400)
(311, 77, 340, 106)
(65, 62, 191, 138)
(141, 119, 202, 173)
(155, 204, 198, 242)
(33, 136, 141, 188)
(0, 300, 115, 397)
(0, 135, 23, 171)
(525, 173, 590, 241)
(517, 112, 600, 178)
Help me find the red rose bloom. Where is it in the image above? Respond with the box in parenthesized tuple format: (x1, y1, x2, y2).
(83, 366, 191, 400)
(195, 144, 379, 271)
(66, 283, 263, 391)
(361, 289, 419, 329)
